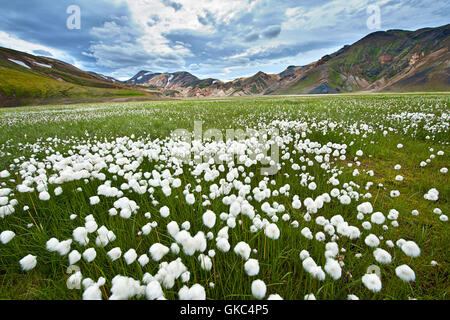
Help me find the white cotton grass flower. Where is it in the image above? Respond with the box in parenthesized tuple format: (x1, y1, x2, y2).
(396, 239, 406, 248)
(69, 250, 81, 265)
(109, 275, 142, 300)
(216, 238, 230, 252)
(395, 264, 415, 282)
(301, 227, 313, 240)
(83, 248, 97, 263)
(39, 191, 50, 201)
(181, 271, 190, 283)
(185, 193, 195, 205)
(159, 206, 170, 218)
(371, 212, 385, 225)
(57, 239, 72, 256)
(54, 186, 63, 196)
(387, 209, 399, 220)
(149, 243, 170, 261)
(181, 221, 191, 230)
(357, 202, 373, 214)
(339, 194, 351, 205)
(440, 215, 448, 222)
(82, 285, 102, 300)
(19, 254, 37, 271)
(304, 293, 316, 300)
(401, 241, 421, 258)
(73, 227, 89, 246)
(234, 241, 251, 260)
(178, 284, 206, 300)
(373, 248, 392, 264)
(0, 230, 15, 244)
(364, 234, 380, 247)
(0, 170, 10, 178)
(82, 278, 95, 289)
(424, 188, 439, 201)
(124, 249, 137, 265)
(362, 221, 371, 230)
(244, 259, 260, 276)
(107, 247, 122, 261)
(292, 198, 302, 209)
(302, 257, 326, 281)
(85, 220, 98, 233)
(324, 259, 342, 280)
(202, 210, 216, 228)
(171, 243, 180, 254)
(46, 238, 60, 252)
(146, 280, 164, 300)
(362, 273, 382, 292)
(251, 279, 267, 299)
(142, 223, 152, 236)
(198, 254, 212, 271)
(308, 182, 317, 191)
(0, 197, 9, 206)
(265, 223, 280, 240)
(267, 294, 283, 300)
(347, 294, 359, 300)
(89, 196, 100, 205)
(138, 254, 150, 267)
(299, 250, 310, 261)
(390, 190, 400, 198)
(315, 231, 326, 242)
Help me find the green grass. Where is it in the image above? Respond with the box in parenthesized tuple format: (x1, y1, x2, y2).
(0, 67, 147, 107)
(0, 94, 448, 300)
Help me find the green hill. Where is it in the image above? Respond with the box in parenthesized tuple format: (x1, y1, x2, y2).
(0, 47, 148, 107)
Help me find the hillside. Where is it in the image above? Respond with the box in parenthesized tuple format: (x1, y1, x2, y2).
(270, 24, 450, 94)
(0, 47, 149, 107)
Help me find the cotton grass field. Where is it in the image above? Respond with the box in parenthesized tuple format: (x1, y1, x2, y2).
(0, 94, 448, 300)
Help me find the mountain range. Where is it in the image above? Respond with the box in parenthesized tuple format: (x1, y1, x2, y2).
(126, 24, 450, 97)
(0, 24, 449, 106)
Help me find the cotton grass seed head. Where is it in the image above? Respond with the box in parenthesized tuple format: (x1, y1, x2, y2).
(395, 264, 415, 282)
(362, 273, 382, 292)
(0, 230, 15, 244)
(19, 254, 37, 271)
(401, 241, 421, 258)
(82, 248, 96, 263)
(149, 243, 170, 261)
(244, 259, 260, 276)
(234, 241, 251, 260)
(251, 279, 266, 299)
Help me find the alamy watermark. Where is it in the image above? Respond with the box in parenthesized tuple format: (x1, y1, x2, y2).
(67, 5, 81, 30)
(66, 264, 81, 289)
(172, 122, 280, 176)
(366, 5, 381, 30)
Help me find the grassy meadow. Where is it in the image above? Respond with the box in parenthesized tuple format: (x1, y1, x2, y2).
(0, 94, 448, 300)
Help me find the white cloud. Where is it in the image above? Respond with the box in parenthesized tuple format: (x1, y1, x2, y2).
(0, 31, 85, 69)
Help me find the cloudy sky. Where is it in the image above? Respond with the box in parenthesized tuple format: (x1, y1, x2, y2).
(0, 0, 448, 81)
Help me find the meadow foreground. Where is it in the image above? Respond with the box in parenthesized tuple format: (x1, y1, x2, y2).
(0, 94, 448, 300)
